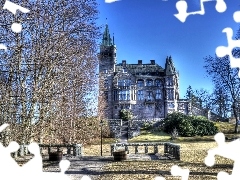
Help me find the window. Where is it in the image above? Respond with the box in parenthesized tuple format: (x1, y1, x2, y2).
(147, 91, 153, 101)
(118, 79, 131, 86)
(156, 89, 162, 99)
(138, 90, 144, 100)
(146, 79, 153, 86)
(155, 79, 162, 87)
(166, 77, 173, 86)
(119, 90, 130, 100)
(167, 89, 174, 100)
(137, 80, 144, 87)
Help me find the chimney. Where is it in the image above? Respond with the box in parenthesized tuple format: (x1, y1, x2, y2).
(138, 60, 142, 65)
(150, 60, 155, 65)
(122, 60, 126, 67)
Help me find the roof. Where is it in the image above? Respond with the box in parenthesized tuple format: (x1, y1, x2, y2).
(115, 62, 165, 76)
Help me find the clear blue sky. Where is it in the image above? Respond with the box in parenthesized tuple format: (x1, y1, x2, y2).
(96, 0, 240, 99)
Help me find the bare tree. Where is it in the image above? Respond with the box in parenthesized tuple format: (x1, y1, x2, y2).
(0, 0, 100, 144)
(204, 55, 240, 133)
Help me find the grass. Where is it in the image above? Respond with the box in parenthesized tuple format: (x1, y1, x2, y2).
(82, 121, 238, 179)
(14, 121, 238, 179)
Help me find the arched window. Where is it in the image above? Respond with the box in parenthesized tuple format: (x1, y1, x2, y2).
(137, 79, 144, 87)
(146, 79, 153, 86)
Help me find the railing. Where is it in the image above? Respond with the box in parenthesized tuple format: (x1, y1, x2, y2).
(11, 144, 83, 158)
(110, 142, 180, 160)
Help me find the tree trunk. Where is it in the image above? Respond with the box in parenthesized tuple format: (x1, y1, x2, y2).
(233, 104, 238, 133)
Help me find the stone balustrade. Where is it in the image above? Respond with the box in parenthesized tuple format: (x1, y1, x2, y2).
(11, 143, 83, 158)
(110, 142, 180, 160)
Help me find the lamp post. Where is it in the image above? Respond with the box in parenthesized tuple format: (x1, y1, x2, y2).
(100, 119, 103, 156)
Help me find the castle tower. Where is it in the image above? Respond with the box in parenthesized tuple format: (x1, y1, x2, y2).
(164, 56, 179, 117)
(98, 24, 117, 119)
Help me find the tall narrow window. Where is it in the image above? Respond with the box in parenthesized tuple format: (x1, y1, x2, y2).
(167, 77, 173, 86)
(137, 80, 144, 87)
(155, 79, 162, 87)
(137, 90, 144, 100)
(114, 90, 118, 101)
(147, 91, 153, 101)
(119, 90, 130, 100)
(156, 89, 162, 99)
(167, 89, 174, 100)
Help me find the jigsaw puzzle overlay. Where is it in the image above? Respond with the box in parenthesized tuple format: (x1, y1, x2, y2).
(174, 0, 227, 23)
(1, 0, 240, 179)
(215, 10, 240, 76)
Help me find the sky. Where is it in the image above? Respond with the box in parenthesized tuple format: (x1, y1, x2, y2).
(96, 0, 240, 99)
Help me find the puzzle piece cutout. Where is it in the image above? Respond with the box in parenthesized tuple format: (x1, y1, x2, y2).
(0, 123, 94, 180)
(215, 10, 240, 76)
(174, 0, 227, 22)
(105, 0, 120, 3)
(0, 1, 30, 51)
(205, 132, 240, 179)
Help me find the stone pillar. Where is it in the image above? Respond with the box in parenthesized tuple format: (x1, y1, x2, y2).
(110, 144, 115, 156)
(125, 145, 129, 154)
(48, 147, 51, 154)
(135, 145, 138, 154)
(67, 147, 71, 154)
(73, 144, 82, 156)
(154, 145, 158, 154)
(164, 143, 168, 153)
(145, 145, 148, 153)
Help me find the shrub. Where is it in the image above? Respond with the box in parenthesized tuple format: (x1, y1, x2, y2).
(191, 116, 218, 136)
(170, 127, 179, 140)
(163, 112, 218, 137)
(163, 112, 188, 134)
(119, 109, 133, 121)
(141, 122, 153, 130)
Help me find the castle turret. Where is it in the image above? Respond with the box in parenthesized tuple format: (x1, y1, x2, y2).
(98, 24, 117, 119)
(164, 56, 179, 117)
(165, 56, 176, 75)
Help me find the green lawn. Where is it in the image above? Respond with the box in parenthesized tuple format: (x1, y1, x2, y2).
(96, 122, 238, 179)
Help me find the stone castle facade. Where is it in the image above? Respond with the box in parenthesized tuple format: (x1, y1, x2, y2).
(98, 24, 192, 120)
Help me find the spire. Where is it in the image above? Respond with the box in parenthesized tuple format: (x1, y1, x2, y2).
(165, 56, 176, 75)
(102, 21, 112, 46)
(113, 33, 115, 45)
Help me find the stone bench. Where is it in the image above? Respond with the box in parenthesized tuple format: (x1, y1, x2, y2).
(110, 142, 180, 160)
(11, 143, 83, 158)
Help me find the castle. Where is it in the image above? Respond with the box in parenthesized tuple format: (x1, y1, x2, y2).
(98, 24, 197, 120)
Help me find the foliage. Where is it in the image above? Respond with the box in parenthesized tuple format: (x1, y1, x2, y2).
(0, 0, 100, 144)
(204, 53, 240, 133)
(141, 122, 153, 130)
(163, 112, 218, 137)
(119, 109, 133, 121)
(170, 127, 178, 140)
